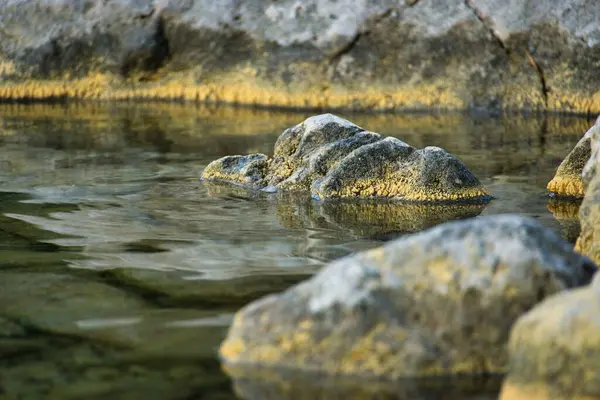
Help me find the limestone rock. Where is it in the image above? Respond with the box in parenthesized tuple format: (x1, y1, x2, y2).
(547, 117, 599, 197)
(201, 114, 489, 202)
(219, 214, 596, 379)
(500, 279, 600, 400)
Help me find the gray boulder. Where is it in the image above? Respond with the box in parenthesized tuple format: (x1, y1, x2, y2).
(202, 114, 490, 202)
(219, 214, 596, 379)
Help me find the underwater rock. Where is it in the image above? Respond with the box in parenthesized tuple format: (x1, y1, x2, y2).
(219, 214, 595, 379)
(499, 276, 600, 400)
(202, 114, 489, 202)
(547, 117, 599, 198)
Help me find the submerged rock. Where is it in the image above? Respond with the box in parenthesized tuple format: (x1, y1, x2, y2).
(547, 117, 599, 198)
(500, 277, 600, 400)
(219, 215, 595, 379)
(202, 114, 489, 202)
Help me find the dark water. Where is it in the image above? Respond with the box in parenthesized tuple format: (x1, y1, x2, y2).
(0, 104, 589, 399)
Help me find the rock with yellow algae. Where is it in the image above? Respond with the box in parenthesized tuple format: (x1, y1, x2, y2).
(201, 114, 489, 202)
(219, 214, 596, 379)
(202, 154, 269, 189)
(499, 275, 600, 400)
(547, 117, 599, 198)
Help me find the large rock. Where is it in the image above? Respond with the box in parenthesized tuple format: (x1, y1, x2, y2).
(576, 117, 600, 264)
(219, 215, 596, 379)
(0, 0, 599, 113)
(202, 114, 490, 202)
(499, 275, 600, 400)
(547, 116, 599, 198)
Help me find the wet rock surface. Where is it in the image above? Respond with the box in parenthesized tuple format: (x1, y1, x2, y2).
(202, 114, 490, 202)
(1, 1, 600, 113)
(500, 277, 600, 400)
(547, 117, 599, 198)
(219, 214, 596, 378)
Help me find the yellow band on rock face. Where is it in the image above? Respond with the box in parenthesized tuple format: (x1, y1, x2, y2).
(547, 175, 584, 197)
(2, 61, 600, 114)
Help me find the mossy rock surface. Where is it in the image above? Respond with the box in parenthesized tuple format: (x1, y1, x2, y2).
(220, 214, 596, 379)
(202, 114, 490, 202)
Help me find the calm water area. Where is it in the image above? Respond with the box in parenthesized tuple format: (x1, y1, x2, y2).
(0, 103, 590, 399)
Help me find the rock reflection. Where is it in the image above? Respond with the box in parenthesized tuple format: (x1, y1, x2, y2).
(547, 200, 581, 244)
(223, 365, 500, 400)
(276, 196, 487, 240)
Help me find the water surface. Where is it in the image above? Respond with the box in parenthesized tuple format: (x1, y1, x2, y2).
(0, 104, 589, 399)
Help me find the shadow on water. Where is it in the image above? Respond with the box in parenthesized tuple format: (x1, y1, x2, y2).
(0, 103, 594, 399)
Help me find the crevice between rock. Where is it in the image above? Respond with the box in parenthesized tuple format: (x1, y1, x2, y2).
(464, 0, 550, 109)
(525, 50, 550, 108)
(329, 8, 394, 65)
(463, 0, 508, 53)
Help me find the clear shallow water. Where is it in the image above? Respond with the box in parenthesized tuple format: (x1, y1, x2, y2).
(0, 104, 590, 399)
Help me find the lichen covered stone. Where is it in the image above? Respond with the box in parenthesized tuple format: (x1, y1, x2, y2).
(202, 154, 269, 189)
(201, 114, 489, 202)
(500, 277, 600, 400)
(219, 215, 595, 379)
(547, 117, 599, 198)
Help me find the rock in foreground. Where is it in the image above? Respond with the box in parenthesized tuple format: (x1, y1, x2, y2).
(547, 117, 599, 198)
(500, 276, 600, 400)
(202, 114, 489, 202)
(219, 215, 595, 379)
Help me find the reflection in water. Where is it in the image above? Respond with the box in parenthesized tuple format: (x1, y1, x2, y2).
(0, 103, 593, 399)
(547, 200, 582, 244)
(224, 365, 501, 400)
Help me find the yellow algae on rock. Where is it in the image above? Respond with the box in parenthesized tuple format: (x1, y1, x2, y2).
(219, 215, 595, 380)
(547, 123, 596, 198)
(201, 114, 490, 203)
